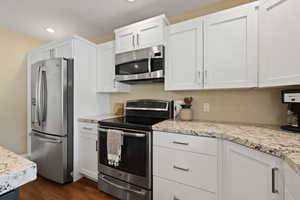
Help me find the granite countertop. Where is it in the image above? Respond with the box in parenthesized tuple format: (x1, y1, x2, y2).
(78, 114, 122, 124)
(0, 146, 37, 195)
(153, 120, 300, 176)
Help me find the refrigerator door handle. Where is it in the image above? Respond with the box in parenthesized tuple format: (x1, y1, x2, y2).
(31, 132, 62, 144)
(36, 66, 42, 126)
(41, 70, 48, 122)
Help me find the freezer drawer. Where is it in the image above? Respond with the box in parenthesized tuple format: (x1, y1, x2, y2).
(30, 131, 72, 184)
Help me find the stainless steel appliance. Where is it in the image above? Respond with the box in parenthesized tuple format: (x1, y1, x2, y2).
(98, 100, 173, 200)
(115, 45, 165, 84)
(281, 90, 300, 133)
(30, 58, 73, 184)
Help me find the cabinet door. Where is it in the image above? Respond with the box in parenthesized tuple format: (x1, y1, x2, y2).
(204, 2, 258, 89)
(54, 41, 73, 58)
(96, 41, 130, 93)
(115, 28, 136, 54)
(165, 17, 203, 91)
(284, 162, 300, 200)
(223, 141, 283, 200)
(78, 123, 98, 181)
(137, 22, 165, 49)
(259, 0, 300, 87)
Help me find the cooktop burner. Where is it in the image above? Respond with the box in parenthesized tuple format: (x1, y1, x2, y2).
(99, 116, 165, 131)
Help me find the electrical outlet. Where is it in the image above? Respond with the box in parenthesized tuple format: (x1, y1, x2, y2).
(203, 103, 210, 112)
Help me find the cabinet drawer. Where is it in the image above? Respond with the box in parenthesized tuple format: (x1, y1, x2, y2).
(79, 123, 98, 135)
(154, 176, 216, 200)
(153, 131, 217, 156)
(155, 146, 218, 193)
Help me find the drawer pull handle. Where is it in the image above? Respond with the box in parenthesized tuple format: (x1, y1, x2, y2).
(173, 141, 189, 146)
(82, 127, 93, 131)
(173, 165, 190, 172)
(272, 168, 279, 194)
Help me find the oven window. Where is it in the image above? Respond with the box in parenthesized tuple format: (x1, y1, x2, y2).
(99, 131, 147, 177)
(116, 59, 149, 75)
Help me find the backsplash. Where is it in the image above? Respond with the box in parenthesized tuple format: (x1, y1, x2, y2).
(110, 84, 294, 125)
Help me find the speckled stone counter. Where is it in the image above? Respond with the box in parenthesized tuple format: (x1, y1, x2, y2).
(78, 114, 121, 124)
(153, 120, 300, 176)
(0, 146, 36, 196)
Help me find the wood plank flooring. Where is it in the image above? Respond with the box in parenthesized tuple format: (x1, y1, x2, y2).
(20, 177, 117, 200)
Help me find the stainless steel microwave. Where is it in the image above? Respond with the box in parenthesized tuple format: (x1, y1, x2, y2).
(115, 45, 165, 84)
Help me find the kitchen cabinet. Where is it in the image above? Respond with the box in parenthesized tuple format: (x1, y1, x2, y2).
(153, 131, 219, 200)
(114, 15, 168, 54)
(222, 141, 284, 200)
(165, 17, 204, 91)
(96, 41, 130, 93)
(203, 2, 258, 89)
(284, 162, 300, 200)
(78, 122, 98, 181)
(259, 0, 300, 87)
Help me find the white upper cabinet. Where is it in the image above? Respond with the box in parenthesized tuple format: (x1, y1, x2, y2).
(138, 21, 165, 49)
(29, 41, 73, 64)
(114, 15, 169, 54)
(259, 0, 300, 87)
(204, 2, 258, 89)
(115, 28, 136, 54)
(165, 17, 204, 91)
(223, 141, 284, 200)
(96, 41, 130, 93)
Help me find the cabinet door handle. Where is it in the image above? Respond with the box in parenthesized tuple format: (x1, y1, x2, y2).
(272, 168, 279, 194)
(137, 33, 140, 47)
(173, 141, 189, 146)
(96, 140, 98, 152)
(173, 165, 190, 172)
(173, 196, 181, 200)
(204, 69, 208, 85)
(132, 35, 135, 48)
(197, 69, 202, 84)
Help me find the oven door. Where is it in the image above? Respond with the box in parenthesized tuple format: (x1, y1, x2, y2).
(98, 126, 152, 189)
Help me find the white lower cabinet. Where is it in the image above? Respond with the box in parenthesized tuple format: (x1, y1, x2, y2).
(153, 131, 294, 200)
(78, 122, 98, 181)
(284, 162, 300, 200)
(222, 141, 284, 200)
(154, 176, 216, 200)
(153, 131, 219, 200)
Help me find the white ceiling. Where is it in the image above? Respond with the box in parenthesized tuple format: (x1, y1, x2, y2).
(0, 0, 220, 41)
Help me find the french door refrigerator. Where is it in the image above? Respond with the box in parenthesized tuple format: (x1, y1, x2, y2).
(30, 58, 73, 184)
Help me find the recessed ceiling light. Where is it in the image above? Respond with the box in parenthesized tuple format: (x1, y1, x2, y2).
(46, 28, 55, 33)
(127, 0, 135, 2)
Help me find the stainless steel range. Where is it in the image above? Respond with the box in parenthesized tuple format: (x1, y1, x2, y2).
(98, 99, 173, 200)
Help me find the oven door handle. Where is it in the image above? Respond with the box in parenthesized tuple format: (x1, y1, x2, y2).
(100, 175, 146, 196)
(98, 128, 145, 138)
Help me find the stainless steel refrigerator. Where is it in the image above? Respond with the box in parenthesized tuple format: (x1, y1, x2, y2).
(30, 57, 73, 184)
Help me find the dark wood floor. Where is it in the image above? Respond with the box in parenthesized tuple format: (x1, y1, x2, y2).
(20, 177, 117, 200)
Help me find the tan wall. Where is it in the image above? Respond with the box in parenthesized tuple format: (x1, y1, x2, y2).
(0, 27, 44, 154)
(111, 84, 294, 126)
(96, 0, 292, 126)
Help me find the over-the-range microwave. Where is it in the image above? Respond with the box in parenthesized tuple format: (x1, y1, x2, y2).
(115, 45, 165, 84)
